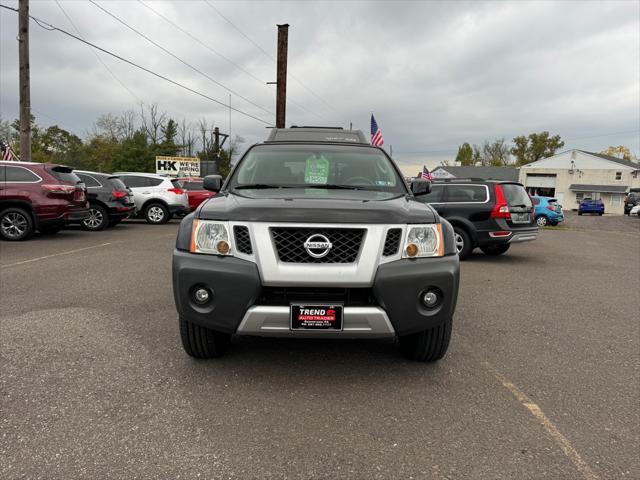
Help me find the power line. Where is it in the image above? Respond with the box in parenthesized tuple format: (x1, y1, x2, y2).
(88, 0, 275, 118)
(203, 0, 339, 117)
(138, 0, 328, 124)
(0, 4, 272, 125)
(55, 0, 142, 104)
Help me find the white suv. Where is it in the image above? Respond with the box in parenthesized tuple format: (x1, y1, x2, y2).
(114, 172, 190, 224)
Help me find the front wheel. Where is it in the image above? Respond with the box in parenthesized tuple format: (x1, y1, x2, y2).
(399, 318, 452, 362)
(535, 215, 548, 227)
(81, 204, 108, 231)
(144, 203, 169, 224)
(0, 207, 34, 241)
(480, 244, 511, 256)
(179, 317, 231, 359)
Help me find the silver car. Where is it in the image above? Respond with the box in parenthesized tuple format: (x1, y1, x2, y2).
(113, 172, 190, 224)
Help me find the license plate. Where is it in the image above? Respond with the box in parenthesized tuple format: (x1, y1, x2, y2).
(511, 213, 531, 224)
(290, 304, 343, 331)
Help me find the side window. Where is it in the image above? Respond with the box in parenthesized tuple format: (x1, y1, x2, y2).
(5, 166, 40, 182)
(76, 173, 101, 188)
(416, 185, 445, 203)
(446, 185, 488, 203)
(146, 177, 164, 187)
(615, 172, 622, 180)
(121, 176, 145, 188)
(0, 166, 5, 182)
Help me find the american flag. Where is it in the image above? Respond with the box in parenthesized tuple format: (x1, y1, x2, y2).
(420, 165, 432, 181)
(1, 141, 14, 161)
(370, 114, 384, 147)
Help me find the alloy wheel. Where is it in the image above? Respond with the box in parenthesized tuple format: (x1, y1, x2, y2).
(1, 212, 28, 239)
(83, 208, 104, 229)
(148, 206, 165, 223)
(454, 232, 464, 253)
(536, 216, 548, 227)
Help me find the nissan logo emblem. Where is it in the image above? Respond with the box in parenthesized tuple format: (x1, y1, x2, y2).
(304, 234, 332, 258)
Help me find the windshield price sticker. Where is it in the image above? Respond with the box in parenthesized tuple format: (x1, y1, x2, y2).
(304, 155, 329, 184)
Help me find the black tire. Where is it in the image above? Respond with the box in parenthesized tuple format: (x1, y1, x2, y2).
(0, 207, 34, 241)
(535, 215, 548, 227)
(598, 212, 603, 216)
(179, 316, 231, 359)
(453, 226, 473, 260)
(38, 224, 64, 235)
(549, 221, 558, 227)
(399, 318, 452, 362)
(480, 244, 511, 256)
(144, 203, 169, 224)
(81, 204, 109, 231)
(578, 211, 582, 215)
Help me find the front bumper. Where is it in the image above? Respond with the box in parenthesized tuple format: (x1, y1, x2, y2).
(172, 250, 459, 337)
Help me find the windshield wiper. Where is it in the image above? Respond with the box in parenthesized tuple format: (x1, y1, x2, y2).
(233, 184, 294, 190)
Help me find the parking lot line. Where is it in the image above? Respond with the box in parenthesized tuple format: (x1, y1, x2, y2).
(1, 242, 115, 268)
(481, 361, 599, 480)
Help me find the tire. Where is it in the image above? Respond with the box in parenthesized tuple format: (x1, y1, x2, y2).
(179, 316, 231, 359)
(480, 244, 511, 256)
(81, 204, 108, 231)
(38, 224, 63, 235)
(535, 215, 548, 227)
(399, 317, 452, 362)
(578, 211, 582, 216)
(109, 218, 122, 227)
(598, 212, 603, 216)
(144, 203, 169, 224)
(549, 221, 559, 227)
(453, 226, 472, 260)
(0, 207, 34, 241)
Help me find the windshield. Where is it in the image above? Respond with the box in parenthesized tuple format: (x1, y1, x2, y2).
(227, 144, 407, 194)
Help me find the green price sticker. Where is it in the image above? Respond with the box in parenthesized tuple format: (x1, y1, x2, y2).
(304, 155, 329, 184)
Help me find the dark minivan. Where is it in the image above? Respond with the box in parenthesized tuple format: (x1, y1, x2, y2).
(73, 171, 135, 230)
(416, 179, 537, 259)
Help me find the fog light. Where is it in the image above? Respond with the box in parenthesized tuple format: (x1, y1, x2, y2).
(193, 287, 211, 305)
(217, 240, 230, 254)
(405, 243, 418, 257)
(421, 290, 440, 308)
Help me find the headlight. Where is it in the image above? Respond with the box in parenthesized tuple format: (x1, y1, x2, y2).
(402, 224, 444, 258)
(190, 220, 232, 255)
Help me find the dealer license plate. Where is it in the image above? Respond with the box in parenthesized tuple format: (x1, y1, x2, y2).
(290, 304, 343, 331)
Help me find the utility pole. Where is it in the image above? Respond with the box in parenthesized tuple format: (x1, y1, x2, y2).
(275, 24, 289, 128)
(18, 0, 31, 161)
(213, 127, 220, 156)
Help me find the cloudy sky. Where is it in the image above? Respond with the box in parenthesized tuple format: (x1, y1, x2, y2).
(1, 0, 638, 174)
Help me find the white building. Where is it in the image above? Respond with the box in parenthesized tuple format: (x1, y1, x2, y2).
(518, 150, 640, 214)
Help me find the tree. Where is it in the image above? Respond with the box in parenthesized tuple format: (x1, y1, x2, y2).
(455, 142, 473, 166)
(511, 131, 565, 166)
(600, 145, 634, 161)
(33, 125, 83, 165)
(158, 118, 180, 157)
(471, 139, 512, 166)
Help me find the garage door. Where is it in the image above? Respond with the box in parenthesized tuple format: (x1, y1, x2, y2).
(526, 174, 557, 188)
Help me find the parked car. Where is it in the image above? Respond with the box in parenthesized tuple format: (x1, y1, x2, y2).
(112, 172, 190, 224)
(176, 177, 216, 211)
(630, 204, 640, 217)
(624, 192, 639, 215)
(73, 171, 135, 230)
(578, 197, 604, 215)
(173, 126, 460, 362)
(416, 178, 537, 260)
(0, 161, 88, 241)
(532, 196, 564, 227)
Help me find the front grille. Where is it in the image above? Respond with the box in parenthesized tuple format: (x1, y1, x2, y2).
(383, 228, 402, 256)
(259, 287, 375, 306)
(233, 226, 252, 254)
(270, 227, 365, 263)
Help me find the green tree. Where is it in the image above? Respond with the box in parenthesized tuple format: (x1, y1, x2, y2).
(32, 125, 83, 165)
(158, 118, 180, 157)
(511, 131, 565, 166)
(455, 142, 473, 166)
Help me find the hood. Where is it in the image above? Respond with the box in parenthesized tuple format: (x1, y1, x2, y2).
(197, 188, 437, 224)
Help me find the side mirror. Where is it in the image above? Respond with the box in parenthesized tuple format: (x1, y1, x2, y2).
(411, 178, 432, 196)
(203, 175, 222, 192)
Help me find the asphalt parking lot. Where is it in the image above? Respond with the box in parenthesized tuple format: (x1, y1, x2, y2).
(1, 219, 638, 479)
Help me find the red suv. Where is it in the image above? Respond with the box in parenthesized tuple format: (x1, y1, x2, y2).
(0, 161, 89, 241)
(177, 177, 216, 211)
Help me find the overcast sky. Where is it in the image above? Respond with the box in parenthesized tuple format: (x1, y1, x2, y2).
(1, 0, 639, 174)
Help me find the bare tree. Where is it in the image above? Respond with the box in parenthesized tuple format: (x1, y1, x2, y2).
(94, 113, 121, 141)
(178, 118, 196, 157)
(118, 109, 136, 140)
(197, 118, 214, 154)
(140, 103, 166, 144)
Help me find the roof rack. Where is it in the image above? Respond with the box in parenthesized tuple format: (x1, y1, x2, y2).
(265, 127, 368, 144)
(290, 126, 344, 130)
(432, 177, 486, 182)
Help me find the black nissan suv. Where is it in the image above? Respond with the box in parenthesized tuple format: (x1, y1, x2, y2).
(415, 178, 537, 260)
(173, 127, 460, 362)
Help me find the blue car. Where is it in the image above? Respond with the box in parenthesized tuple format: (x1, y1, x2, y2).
(532, 196, 564, 226)
(578, 197, 605, 216)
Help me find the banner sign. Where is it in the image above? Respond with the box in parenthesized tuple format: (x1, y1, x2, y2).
(155, 156, 200, 177)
